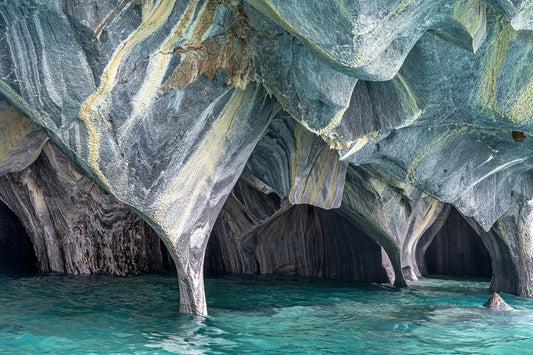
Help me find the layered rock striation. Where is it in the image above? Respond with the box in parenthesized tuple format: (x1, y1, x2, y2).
(0, 0, 532, 315)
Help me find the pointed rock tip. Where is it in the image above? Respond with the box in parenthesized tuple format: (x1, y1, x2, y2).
(483, 292, 514, 311)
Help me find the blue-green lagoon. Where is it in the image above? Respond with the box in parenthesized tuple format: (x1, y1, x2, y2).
(1, 273, 532, 354)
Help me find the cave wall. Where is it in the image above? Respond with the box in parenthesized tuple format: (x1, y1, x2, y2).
(206, 179, 390, 283)
(0, 140, 166, 276)
(0, 201, 36, 273)
(419, 208, 492, 277)
(0, 0, 533, 315)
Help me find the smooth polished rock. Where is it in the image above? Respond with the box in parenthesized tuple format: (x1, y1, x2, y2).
(0, 0, 278, 315)
(402, 266, 418, 282)
(0, 98, 48, 175)
(246, 0, 487, 80)
(421, 208, 492, 278)
(206, 178, 390, 283)
(244, 112, 347, 210)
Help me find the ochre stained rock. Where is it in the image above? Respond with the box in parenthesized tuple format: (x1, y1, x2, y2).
(483, 293, 514, 311)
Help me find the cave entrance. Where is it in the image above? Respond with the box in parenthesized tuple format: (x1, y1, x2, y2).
(417, 208, 492, 279)
(204, 197, 392, 284)
(0, 201, 37, 273)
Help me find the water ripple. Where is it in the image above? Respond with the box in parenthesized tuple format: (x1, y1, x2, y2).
(0, 273, 532, 354)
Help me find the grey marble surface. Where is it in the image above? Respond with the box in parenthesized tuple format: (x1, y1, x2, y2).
(0, 141, 167, 275)
(0, 0, 532, 315)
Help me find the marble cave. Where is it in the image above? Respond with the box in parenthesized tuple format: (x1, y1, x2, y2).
(1, 2, 533, 350)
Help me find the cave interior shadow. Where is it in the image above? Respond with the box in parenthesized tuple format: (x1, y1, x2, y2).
(416, 207, 493, 281)
(204, 199, 395, 286)
(0, 201, 37, 274)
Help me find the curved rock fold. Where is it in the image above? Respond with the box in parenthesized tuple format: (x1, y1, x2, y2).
(0, 0, 532, 315)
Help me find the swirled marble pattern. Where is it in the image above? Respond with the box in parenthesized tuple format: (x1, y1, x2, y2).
(1, 0, 533, 315)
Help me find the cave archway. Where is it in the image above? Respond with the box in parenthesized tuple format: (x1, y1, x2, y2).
(416, 208, 492, 279)
(0, 201, 37, 273)
(204, 185, 392, 283)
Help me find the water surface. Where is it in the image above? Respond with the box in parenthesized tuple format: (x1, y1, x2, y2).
(1, 273, 532, 354)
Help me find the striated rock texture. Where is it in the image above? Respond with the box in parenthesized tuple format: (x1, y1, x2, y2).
(419, 208, 492, 278)
(0, 139, 167, 275)
(205, 179, 390, 283)
(0, 98, 169, 275)
(0, 0, 533, 316)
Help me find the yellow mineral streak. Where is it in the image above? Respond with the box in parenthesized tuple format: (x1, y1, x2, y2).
(0, 80, 112, 194)
(324, 159, 341, 208)
(402, 196, 442, 260)
(154, 85, 259, 239)
(0, 107, 35, 162)
(452, 0, 485, 39)
(411, 198, 441, 241)
(393, 73, 421, 128)
(188, 0, 223, 44)
(310, 150, 335, 206)
(246, 0, 413, 70)
(119, 0, 199, 144)
(476, 20, 514, 120)
(339, 131, 378, 160)
(94, 0, 124, 41)
(317, 106, 347, 135)
(293, 145, 335, 207)
(291, 123, 339, 208)
(80, 0, 178, 189)
(342, 136, 369, 158)
(508, 36, 533, 124)
(344, 172, 381, 228)
(141, 0, 156, 21)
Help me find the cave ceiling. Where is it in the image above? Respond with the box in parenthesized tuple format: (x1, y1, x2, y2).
(0, 0, 533, 315)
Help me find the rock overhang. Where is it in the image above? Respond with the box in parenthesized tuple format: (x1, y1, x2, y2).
(0, 0, 532, 315)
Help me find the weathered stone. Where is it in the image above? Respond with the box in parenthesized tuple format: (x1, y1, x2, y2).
(402, 266, 418, 282)
(206, 178, 390, 283)
(483, 292, 514, 311)
(244, 112, 347, 210)
(419, 208, 492, 278)
(1, 0, 533, 317)
(339, 165, 447, 287)
(0, 141, 166, 275)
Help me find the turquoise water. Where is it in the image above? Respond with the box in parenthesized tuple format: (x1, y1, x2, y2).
(1, 273, 532, 354)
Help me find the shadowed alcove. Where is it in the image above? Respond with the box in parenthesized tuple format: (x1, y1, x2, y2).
(204, 180, 392, 283)
(0, 201, 37, 273)
(416, 208, 492, 279)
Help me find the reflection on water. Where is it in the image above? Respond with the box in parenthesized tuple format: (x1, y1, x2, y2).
(0, 273, 532, 354)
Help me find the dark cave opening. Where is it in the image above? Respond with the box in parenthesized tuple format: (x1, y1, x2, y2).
(204, 203, 391, 284)
(0, 201, 37, 273)
(160, 240, 177, 273)
(418, 208, 492, 279)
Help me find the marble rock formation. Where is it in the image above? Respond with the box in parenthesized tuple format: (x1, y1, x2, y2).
(483, 292, 514, 311)
(0, 99, 168, 275)
(0, 0, 533, 316)
(205, 178, 391, 283)
(417, 208, 492, 278)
